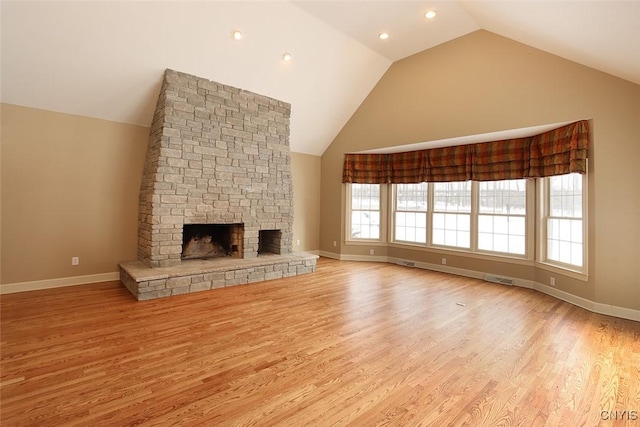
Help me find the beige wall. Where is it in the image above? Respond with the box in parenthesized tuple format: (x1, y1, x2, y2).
(321, 30, 640, 310)
(1, 104, 323, 286)
(291, 152, 321, 252)
(1, 104, 149, 284)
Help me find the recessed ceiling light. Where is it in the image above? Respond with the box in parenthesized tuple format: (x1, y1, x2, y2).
(282, 52, 292, 61)
(425, 10, 436, 19)
(232, 30, 243, 40)
(378, 32, 389, 40)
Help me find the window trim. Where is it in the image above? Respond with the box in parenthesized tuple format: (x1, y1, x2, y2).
(344, 172, 587, 282)
(474, 179, 533, 258)
(392, 183, 428, 245)
(345, 183, 387, 243)
(536, 172, 588, 276)
(386, 180, 534, 260)
(431, 181, 472, 250)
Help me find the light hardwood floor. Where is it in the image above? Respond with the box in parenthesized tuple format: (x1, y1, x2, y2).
(1, 258, 639, 426)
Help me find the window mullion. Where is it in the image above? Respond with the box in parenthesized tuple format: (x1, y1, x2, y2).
(471, 181, 479, 252)
(391, 184, 396, 243)
(381, 184, 388, 243)
(427, 182, 434, 246)
(526, 179, 535, 260)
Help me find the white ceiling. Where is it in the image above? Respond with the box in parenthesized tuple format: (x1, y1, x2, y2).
(2, 1, 639, 156)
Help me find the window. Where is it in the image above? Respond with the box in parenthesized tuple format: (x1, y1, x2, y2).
(394, 183, 428, 243)
(478, 179, 527, 255)
(544, 173, 585, 268)
(348, 184, 381, 240)
(346, 172, 586, 277)
(389, 180, 529, 255)
(432, 182, 471, 248)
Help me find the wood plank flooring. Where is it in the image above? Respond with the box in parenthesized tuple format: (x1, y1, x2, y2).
(1, 258, 639, 426)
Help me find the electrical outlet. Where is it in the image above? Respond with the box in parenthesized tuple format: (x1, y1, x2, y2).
(333, 241, 337, 247)
(296, 239, 300, 246)
(441, 258, 447, 265)
(72, 256, 80, 266)
(550, 277, 556, 287)
(369, 249, 375, 255)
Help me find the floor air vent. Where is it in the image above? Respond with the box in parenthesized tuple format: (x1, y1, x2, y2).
(398, 260, 416, 267)
(484, 274, 514, 286)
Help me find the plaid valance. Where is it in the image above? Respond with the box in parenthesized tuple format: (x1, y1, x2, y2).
(427, 145, 472, 182)
(471, 137, 529, 181)
(342, 120, 589, 184)
(342, 152, 390, 183)
(390, 150, 427, 183)
(527, 120, 589, 178)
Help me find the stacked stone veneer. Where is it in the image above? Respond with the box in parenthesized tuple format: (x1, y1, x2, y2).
(138, 69, 293, 268)
(120, 254, 317, 301)
(121, 69, 317, 301)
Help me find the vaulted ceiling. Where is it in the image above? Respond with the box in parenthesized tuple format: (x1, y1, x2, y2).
(2, 1, 638, 155)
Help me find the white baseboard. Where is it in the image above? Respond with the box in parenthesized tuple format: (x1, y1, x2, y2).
(0, 272, 120, 294)
(319, 251, 390, 262)
(318, 250, 341, 260)
(388, 257, 536, 289)
(339, 254, 389, 263)
(334, 254, 638, 322)
(594, 304, 640, 322)
(3, 255, 638, 322)
(534, 282, 640, 322)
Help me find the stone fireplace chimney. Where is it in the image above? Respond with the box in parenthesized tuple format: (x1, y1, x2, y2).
(119, 70, 317, 300)
(138, 69, 293, 268)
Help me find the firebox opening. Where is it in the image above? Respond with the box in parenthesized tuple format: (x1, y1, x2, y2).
(258, 229, 282, 255)
(182, 224, 243, 260)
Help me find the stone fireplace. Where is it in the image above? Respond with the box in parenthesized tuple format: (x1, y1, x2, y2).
(136, 69, 294, 268)
(119, 69, 317, 300)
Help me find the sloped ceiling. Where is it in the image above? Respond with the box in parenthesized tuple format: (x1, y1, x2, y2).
(2, 1, 638, 156)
